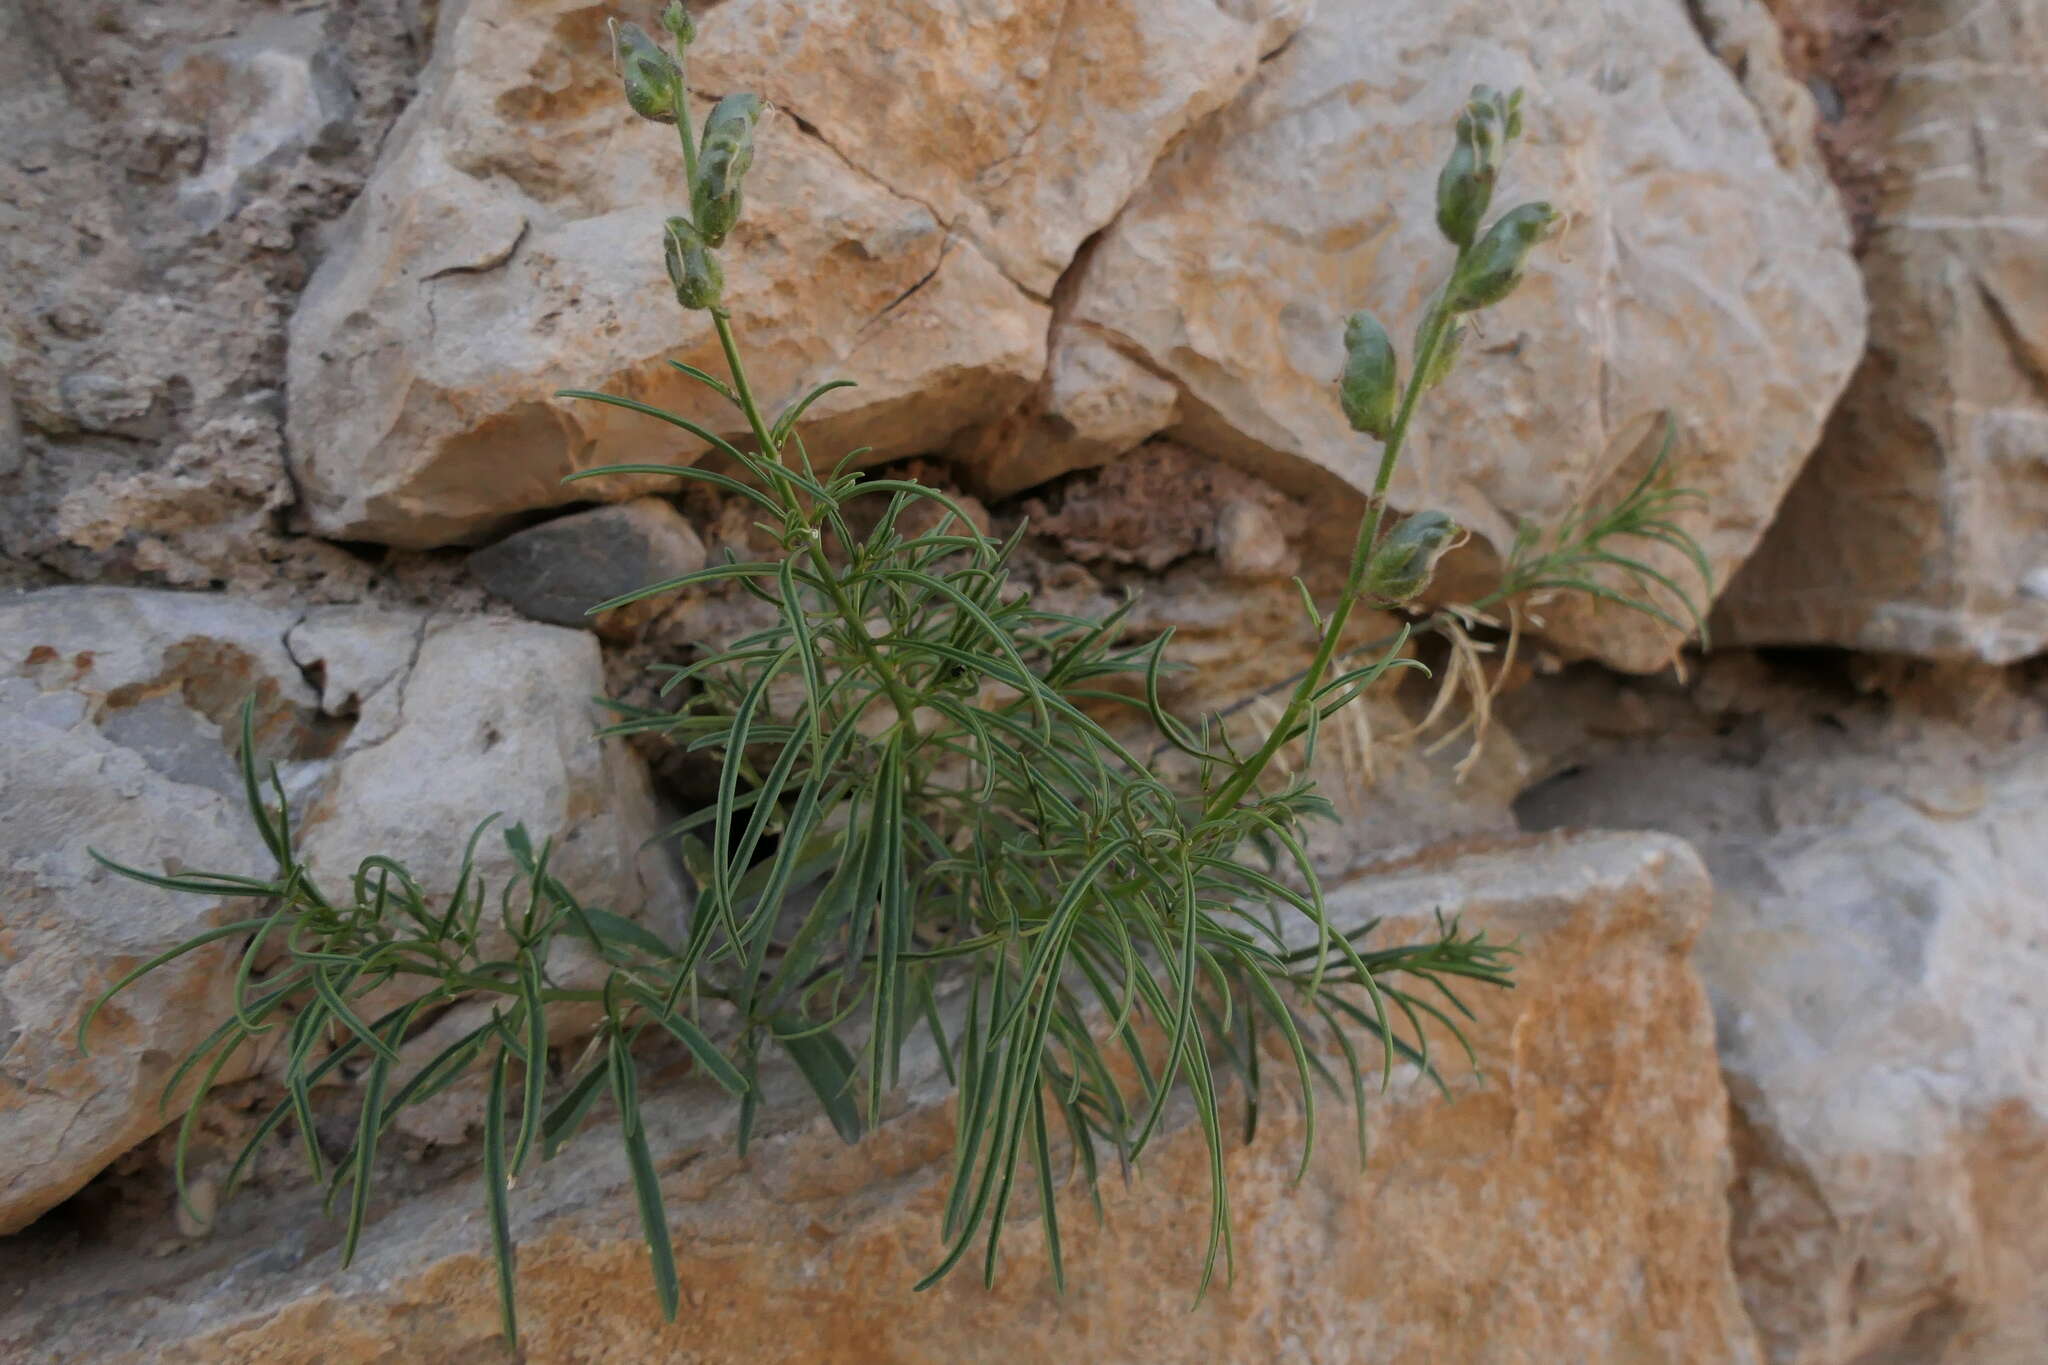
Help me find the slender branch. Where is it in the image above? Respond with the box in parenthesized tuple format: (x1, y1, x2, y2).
(1202, 279, 1462, 820)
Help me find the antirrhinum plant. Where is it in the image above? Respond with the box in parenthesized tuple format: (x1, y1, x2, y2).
(83, 9, 1710, 1349)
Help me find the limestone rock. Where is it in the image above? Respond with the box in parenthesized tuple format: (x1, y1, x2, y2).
(285, 0, 1306, 548)
(0, 588, 679, 1235)
(0, 0, 419, 589)
(1045, 0, 1865, 672)
(1717, 0, 2048, 662)
(0, 833, 1759, 1364)
(0, 588, 329, 1235)
(468, 497, 707, 629)
(1518, 671, 2048, 1363)
(284, 611, 684, 949)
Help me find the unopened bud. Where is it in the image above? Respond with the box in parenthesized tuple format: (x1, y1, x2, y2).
(1338, 311, 1397, 439)
(693, 93, 764, 247)
(1435, 114, 1493, 249)
(1364, 510, 1462, 603)
(663, 216, 722, 310)
(659, 2, 697, 46)
(1445, 202, 1558, 313)
(613, 21, 681, 124)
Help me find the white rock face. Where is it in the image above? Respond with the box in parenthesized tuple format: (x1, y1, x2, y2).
(0, 589, 678, 1234)
(285, 609, 684, 945)
(1717, 0, 2048, 663)
(1709, 752, 2048, 1364)
(0, 589, 322, 1234)
(1518, 676, 2048, 1364)
(1045, 0, 1866, 672)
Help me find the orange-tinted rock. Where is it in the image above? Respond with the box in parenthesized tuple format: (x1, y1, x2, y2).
(2, 833, 1760, 1363)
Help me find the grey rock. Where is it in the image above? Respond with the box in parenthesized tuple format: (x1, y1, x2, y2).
(1519, 673, 2048, 1364)
(0, 588, 680, 1234)
(0, 588, 319, 1235)
(469, 498, 707, 628)
(1717, 0, 2048, 663)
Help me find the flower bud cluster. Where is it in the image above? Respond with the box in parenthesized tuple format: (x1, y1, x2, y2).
(614, 5, 765, 312)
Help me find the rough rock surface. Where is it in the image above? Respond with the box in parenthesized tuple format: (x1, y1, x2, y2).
(0, 832, 1761, 1364)
(285, 0, 1306, 548)
(1719, 0, 2048, 662)
(284, 609, 684, 946)
(1034, 0, 1865, 673)
(0, 0, 425, 592)
(280, 0, 1869, 672)
(1517, 658, 2048, 1363)
(1, 589, 327, 1234)
(0, 588, 677, 1235)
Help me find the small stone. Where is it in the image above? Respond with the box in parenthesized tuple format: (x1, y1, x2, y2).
(468, 498, 707, 630)
(1213, 500, 1296, 582)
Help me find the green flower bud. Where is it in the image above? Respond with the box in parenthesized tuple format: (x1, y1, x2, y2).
(1437, 86, 1530, 249)
(1445, 201, 1558, 313)
(1363, 510, 1462, 603)
(659, 2, 697, 46)
(1435, 113, 1493, 248)
(613, 21, 681, 125)
(1338, 310, 1398, 439)
(693, 93, 764, 247)
(663, 216, 722, 310)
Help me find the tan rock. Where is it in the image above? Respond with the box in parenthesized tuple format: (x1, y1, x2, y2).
(1717, 0, 2048, 662)
(286, 0, 1304, 548)
(0, 832, 1760, 1363)
(1048, 0, 1865, 672)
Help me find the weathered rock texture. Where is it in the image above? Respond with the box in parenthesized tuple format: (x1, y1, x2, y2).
(1517, 658, 2048, 1364)
(284, 0, 1864, 674)
(285, 0, 1307, 549)
(1, 589, 324, 1235)
(0, 833, 1761, 1364)
(0, 0, 425, 592)
(0, 588, 675, 1234)
(991, 0, 1866, 672)
(1718, 0, 2048, 662)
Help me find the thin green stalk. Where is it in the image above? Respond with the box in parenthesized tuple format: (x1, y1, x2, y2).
(712, 308, 922, 728)
(1202, 281, 1462, 820)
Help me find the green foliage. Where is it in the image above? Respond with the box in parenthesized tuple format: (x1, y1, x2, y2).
(83, 9, 1713, 1351)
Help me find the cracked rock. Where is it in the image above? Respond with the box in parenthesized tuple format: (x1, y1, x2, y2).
(1056, 0, 1866, 672)
(1717, 0, 2048, 663)
(0, 588, 681, 1234)
(285, 0, 1309, 548)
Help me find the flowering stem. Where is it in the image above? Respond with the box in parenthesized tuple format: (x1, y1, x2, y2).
(1202, 272, 1463, 821)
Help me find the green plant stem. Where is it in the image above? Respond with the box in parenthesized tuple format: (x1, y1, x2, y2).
(671, 36, 700, 189)
(1202, 284, 1462, 821)
(712, 307, 922, 730)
